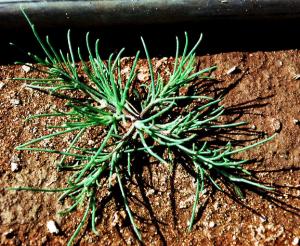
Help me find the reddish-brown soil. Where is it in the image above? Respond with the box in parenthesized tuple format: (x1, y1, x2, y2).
(1, 50, 300, 245)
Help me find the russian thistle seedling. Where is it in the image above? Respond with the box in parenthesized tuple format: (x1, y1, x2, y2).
(9, 10, 275, 245)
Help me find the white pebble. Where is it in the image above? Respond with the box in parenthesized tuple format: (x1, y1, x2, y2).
(208, 221, 216, 228)
(226, 66, 238, 75)
(260, 216, 267, 223)
(47, 220, 59, 234)
(88, 140, 95, 146)
(292, 237, 299, 246)
(293, 74, 300, 80)
(0, 82, 5, 89)
(99, 99, 108, 109)
(10, 98, 20, 106)
(146, 189, 155, 197)
(10, 162, 19, 172)
(293, 119, 300, 125)
(21, 63, 32, 73)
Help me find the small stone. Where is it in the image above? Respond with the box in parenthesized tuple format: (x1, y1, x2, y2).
(21, 63, 32, 73)
(137, 66, 150, 82)
(213, 202, 220, 210)
(111, 212, 122, 227)
(10, 98, 20, 106)
(226, 66, 239, 75)
(256, 224, 265, 234)
(0, 82, 5, 89)
(10, 162, 19, 172)
(208, 221, 216, 228)
(146, 189, 155, 197)
(293, 119, 300, 125)
(179, 195, 194, 209)
(121, 66, 131, 79)
(251, 124, 257, 130)
(109, 173, 117, 186)
(88, 140, 95, 146)
(272, 119, 282, 133)
(99, 99, 108, 109)
(275, 60, 283, 67)
(3, 228, 14, 239)
(155, 57, 168, 70)
(46, 220, 59, 234)
(293, 74, 300, 80)
(41, 236, 48, 244)
(260, 216, 267, 223)
(292, 237, 300, 245)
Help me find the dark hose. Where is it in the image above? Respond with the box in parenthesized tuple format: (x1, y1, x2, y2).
(1, 0, 300, 28)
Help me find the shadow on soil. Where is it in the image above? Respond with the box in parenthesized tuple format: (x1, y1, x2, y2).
(2, 18, 300, 65)
(88, 77, 300, 244)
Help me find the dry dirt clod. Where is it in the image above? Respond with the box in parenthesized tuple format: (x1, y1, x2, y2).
(46, 220, 59, 234)
(137, 66, 150, 82)
(111, 211, 126, 227)
(272, 119, 282, 133)
(179, 195, 195, 209)
(155, 57, 168, 70)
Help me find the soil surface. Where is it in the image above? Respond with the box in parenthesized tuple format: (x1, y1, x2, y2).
(1, 50, 300, 246)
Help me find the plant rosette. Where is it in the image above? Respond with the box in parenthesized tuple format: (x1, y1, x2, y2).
(7, 9, 275, 246)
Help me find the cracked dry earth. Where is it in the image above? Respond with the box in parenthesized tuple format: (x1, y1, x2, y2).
(0, 50, 300, 245)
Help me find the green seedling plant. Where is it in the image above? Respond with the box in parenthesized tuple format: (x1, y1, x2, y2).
(8, 10, 275, 245)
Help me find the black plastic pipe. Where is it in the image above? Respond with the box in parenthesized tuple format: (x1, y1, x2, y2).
(1, 0, 300, 28)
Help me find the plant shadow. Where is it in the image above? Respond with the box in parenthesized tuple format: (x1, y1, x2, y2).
(90, 74, 300, 244)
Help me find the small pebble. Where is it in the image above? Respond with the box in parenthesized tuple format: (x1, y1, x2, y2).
(137, 66, 150, 82)
(293, 119, 300, 125)
(226, 66, 239, 75)
(46, 220, 59, 234)
(10, 162, 19, 172)
(292, 237, 299, 246)
(146, 189, 155, 197)
(0, 82, 5, 89)
(21, 64, 31, 73)
(208, 221, 216, 228)
(41, 237, 48, 244)
(10, 98, 20, 106)
(88, 140, 95, 146)
(99, 99, 108, 109)
(260, 216, 267, 223)
(293, 74, 300, 80)
(276, 60, 283, 67)
(3, 228, 14, 238)
(111, 211, 125, 227)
